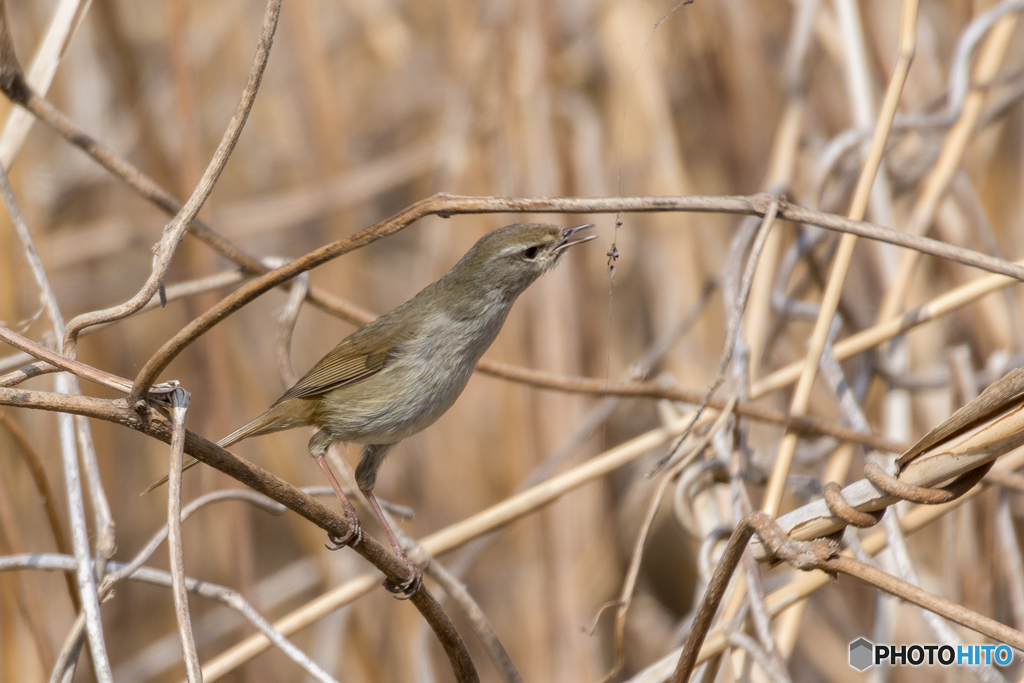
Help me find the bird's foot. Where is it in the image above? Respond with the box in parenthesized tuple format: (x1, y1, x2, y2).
(383, 560, 423, 599)
(325, 509, 363, 550)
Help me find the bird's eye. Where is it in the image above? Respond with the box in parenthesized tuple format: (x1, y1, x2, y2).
(521, 245, 540, 260)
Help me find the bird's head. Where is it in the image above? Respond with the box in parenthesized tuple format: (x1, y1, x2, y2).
(454, 222, 597, 297)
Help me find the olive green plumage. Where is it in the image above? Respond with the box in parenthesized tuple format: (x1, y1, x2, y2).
(153, 222, 595, 492)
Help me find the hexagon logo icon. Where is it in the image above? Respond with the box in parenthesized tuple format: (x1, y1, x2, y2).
(849, 638, 874, 671)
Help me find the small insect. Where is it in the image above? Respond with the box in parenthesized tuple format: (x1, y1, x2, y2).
(606, 243, 620, 279)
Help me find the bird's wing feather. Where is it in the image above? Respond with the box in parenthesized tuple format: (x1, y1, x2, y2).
(275, 333, 399, 402)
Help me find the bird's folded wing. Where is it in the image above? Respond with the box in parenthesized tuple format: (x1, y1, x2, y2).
(276, 337, 397, 401)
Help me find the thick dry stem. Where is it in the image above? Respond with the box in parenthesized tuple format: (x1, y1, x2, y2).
(0, 387, 479, 682)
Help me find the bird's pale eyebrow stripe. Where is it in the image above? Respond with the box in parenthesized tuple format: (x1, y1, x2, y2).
(507, 242, 545, 255)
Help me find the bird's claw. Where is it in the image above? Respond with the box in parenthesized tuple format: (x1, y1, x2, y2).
(383, 562, 423, 599)
(324, 516, 362, 550)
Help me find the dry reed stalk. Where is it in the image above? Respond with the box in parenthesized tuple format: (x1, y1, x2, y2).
(757, 365, 1024, 556)
(3, 1, 1024, 681)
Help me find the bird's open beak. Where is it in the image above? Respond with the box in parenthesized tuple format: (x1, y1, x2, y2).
(556, 223, 598, 251)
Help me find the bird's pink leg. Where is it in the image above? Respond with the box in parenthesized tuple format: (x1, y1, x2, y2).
(364, 489, 423, 598)
(315, 454, 362, 548)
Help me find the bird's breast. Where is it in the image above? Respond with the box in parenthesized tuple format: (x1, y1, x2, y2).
(315, 307, 509, 444)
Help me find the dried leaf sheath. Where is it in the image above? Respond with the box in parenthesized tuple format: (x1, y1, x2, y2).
(756, 367, 1024, 558)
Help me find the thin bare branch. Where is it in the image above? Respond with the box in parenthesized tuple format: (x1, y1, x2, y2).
(0, 325, 133, 391)
(757, 366, 1024, 555)
(274, 267, 308, 387)
(671, 511, 1024, 683)
(0, 0, 89, 167)
(391, 527, 522, 683)
(602, 399, 735, 682)
(194, 407, 719, 678)
(0, 385, 478, 682)
(165, 389, 201, 682)
(0, 131, 113, 682)
(472, 361, 905, 453)
(126, 192, 1024, 405)
(54, 372, 111, 683)
(0, 554, 340, 683)
(822, 554, 1024, 649)
(650, 199, 777, 474)
(60, 0, 283, 360)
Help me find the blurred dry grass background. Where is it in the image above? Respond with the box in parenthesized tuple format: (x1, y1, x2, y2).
(4, 0, 1024, 681)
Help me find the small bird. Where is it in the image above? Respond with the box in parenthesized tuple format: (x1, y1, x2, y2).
(150, 222, 596, 595)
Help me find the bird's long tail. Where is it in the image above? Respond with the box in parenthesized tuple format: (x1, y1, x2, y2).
(141, 402, 308, 494)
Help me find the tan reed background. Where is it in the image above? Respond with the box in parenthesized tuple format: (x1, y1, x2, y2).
(3, 0, 1024, 681)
